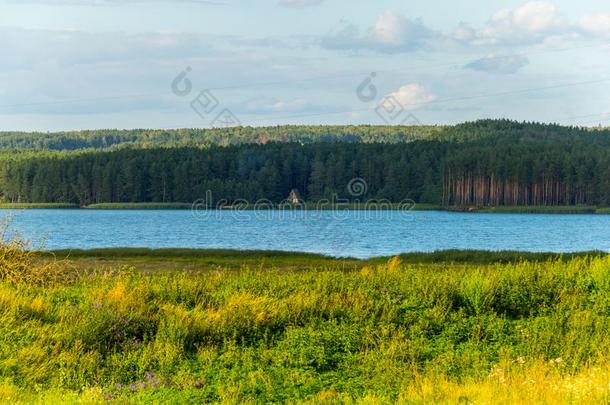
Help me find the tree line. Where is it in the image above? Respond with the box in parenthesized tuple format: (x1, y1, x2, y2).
(0, 125, 442, 151)
(0, 120, 608, 206)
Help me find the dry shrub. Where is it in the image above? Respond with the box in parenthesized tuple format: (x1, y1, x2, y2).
(0, 218, 66, 285)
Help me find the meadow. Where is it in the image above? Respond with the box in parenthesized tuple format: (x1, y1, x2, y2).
(0, 239, 608, 404)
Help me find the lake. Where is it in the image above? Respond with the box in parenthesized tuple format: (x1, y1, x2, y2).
(1, 209, 609, 259)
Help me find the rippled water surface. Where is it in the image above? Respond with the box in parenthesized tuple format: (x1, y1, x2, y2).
(2, 209, 609, 259)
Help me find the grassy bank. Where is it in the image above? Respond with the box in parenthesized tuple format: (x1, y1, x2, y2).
(0, 203, 79, 209)
(2, 202, 610, 214)
(42, 248, 609, 273)
(84, 202, 444, 211)
(0, 202, 441, 211)
(84, 203, 193, 210)
(1, 245, 609, 403)
(451, 205, 610, 214)
(44, 248, 361, 273)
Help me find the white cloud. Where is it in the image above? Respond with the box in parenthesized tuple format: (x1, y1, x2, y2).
(464, 54, 529, 74)
(386, 84, 436, 109)
(453, 1, 568, 46)
(322, 11, 438, 53)
(244, 97, 309, 113)
(322, 2, 610, 54)
(240, 96, 344, 118)
(323, 2, 607, 54)
(495, 1, 564, 32)
(0, 28, 217, 68)
(0, 27, 322, 117)
(278, 0, 324, 7)
(373, 11, 412, 45)
(579, 14, 610, 37)
(452, 22, 477, 42)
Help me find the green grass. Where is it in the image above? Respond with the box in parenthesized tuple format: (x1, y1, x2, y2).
(43, 247, 609, 270)
(453, 205, 610, 214)
(43, 248, 361, 273)
(376, 249, 609, 265)
(0, 203, 79, 209)
(2, 202, 437, 211)
(85, 203, 193, 209)
(1, 247, 609, 403)
(1, 202, 608, 214)
(410, 203, 443, 211)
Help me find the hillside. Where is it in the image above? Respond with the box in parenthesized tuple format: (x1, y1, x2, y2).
(0, 120, 609, 207)
(0, 125, 443, 151)
(1, 120, 608, 152)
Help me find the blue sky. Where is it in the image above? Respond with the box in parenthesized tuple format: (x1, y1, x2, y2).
(0, 0, 609, 130)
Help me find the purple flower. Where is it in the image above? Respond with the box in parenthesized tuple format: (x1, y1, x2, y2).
(145, 371, 160, 387)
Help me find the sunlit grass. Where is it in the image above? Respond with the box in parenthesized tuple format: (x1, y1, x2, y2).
(0, 235, 608, 403)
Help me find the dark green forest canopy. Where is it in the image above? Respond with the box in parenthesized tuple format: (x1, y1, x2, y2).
(0, 120, 609, 206)
(0, 125, 444, 151)
(0, 119, 608, 151)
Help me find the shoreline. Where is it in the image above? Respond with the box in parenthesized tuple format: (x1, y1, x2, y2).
(1, 202, 609, 214)
(41, 247, 609, 265)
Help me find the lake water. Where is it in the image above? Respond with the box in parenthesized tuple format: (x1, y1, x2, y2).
(1, 209, 609, 259)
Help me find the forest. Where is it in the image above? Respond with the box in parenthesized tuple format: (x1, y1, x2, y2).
(0, 125, 443, 150)
(0, 120, 609, 207)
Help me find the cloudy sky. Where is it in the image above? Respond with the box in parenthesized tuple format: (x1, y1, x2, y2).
(0, 0, 609, 130)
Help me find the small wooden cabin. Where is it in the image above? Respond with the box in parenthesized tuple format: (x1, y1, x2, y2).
(287, 189, 302, 204)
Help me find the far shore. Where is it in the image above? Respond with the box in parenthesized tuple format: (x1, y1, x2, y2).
(0, 202, 609, 214)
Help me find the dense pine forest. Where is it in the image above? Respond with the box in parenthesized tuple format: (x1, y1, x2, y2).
(0, 125, 443, 150)
(0, 120, 609, 207)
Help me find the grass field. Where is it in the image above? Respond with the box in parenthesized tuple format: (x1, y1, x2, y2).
(0, 243, 608, 404)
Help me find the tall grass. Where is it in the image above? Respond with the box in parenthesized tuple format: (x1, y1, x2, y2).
(0, 244, 608, 403)
(0, 220, 64, 284)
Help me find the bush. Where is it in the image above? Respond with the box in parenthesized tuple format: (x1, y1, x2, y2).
(0, 219, 61, 284)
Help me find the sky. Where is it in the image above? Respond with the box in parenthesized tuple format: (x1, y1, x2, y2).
(0, 0, 609, 131)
